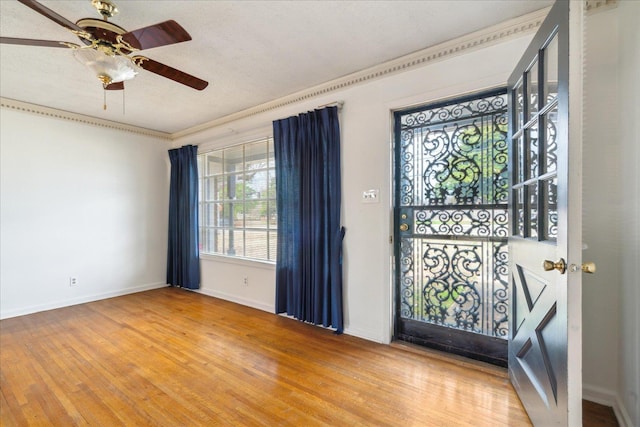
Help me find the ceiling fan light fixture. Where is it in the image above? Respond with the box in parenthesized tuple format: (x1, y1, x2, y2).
(73, 48, 138, 87)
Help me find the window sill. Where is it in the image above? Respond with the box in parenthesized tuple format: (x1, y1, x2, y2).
(200, 253, 276, 270)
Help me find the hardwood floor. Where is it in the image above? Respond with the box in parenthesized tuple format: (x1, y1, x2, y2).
(0, 288, 615, 426)
(583, 400, 619, 427)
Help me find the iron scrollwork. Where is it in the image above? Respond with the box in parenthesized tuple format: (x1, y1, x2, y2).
(422, 243, 482, 333)
(397, 92, 509, 339)
(414, 207, 508, 237)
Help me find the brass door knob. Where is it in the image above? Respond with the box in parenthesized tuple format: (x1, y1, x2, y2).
(581, 262, 596, 274)
(543, 258, 566, 274)
(399, 223, 409, 232)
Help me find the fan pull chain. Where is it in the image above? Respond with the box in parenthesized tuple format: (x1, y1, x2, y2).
(103, 88, 107, 110)
(123, 88, 125, 115)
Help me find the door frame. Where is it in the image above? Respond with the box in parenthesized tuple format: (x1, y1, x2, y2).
(391, 88, 511, 366)
(564, 2, 584, 425)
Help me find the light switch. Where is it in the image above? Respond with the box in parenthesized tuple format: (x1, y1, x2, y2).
(362, 189, 379, 203)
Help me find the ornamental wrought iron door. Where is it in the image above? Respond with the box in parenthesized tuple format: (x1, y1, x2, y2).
(508, 1, 582, 425)
(393, 90, 510, 366)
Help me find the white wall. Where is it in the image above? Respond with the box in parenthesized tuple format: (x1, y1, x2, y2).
(199, 256, 276, 312)
(177, 34, 534, 342)
(582, 3, 639, 426)
(582, 2, 621, 404)
(0, 109, 171, 318)
(617, 1, 640, 425)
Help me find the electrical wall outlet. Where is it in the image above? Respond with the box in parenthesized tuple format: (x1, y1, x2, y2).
(243, 277, 249, 286)
(69, 277, 78, 287)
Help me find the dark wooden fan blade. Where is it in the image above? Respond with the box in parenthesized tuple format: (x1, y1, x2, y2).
(121, 20, 191, 51)
(0, 37, 79, 48)
(17, 0, 85, 33)
(132, 56, 208, 91)
(105, 82, 124, 90)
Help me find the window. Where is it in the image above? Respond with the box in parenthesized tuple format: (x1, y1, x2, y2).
(198, 138, 276, 262)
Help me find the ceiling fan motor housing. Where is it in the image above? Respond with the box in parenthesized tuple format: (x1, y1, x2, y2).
(75, 18, 129, 51)
(91, 0, 118, 20)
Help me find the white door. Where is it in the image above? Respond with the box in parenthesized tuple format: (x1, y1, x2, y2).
(507, 0, 584, 425)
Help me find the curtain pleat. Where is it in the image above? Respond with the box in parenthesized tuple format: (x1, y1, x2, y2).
(166, 145, 200, 289)
(273, 106, 344, 333)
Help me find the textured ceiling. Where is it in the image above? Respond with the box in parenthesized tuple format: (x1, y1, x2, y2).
(0, 0, 552, 134)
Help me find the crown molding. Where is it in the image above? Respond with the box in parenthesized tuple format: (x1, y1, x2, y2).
(0, 97, 171, 140)
(173, 6, 552, 140)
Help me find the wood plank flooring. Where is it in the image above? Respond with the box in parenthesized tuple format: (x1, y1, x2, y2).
(583, 400, 619, 427)
(0, 288, 613, 426)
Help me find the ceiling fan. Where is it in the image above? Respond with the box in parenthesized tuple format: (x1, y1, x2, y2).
(0, 0, 208, 92)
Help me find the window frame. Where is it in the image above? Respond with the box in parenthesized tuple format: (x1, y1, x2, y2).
(197, 137, 277, 263)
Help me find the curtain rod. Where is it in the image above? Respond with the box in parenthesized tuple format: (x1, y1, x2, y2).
(317, 101, 344, 110)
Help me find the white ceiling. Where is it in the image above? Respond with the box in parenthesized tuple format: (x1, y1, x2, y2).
(0, 0, 552, 134)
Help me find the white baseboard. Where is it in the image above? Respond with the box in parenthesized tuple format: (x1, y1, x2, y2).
(584, 383, 617, 406)
(583, 383, 634, 427)
(613, 395, 634, 427)
(343, 325, 386, 344)
(0, 282, 167, 320)
(196, 288, 275, 313)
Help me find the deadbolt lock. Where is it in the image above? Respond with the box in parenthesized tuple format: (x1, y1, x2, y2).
(543, 258, 566, 274)
(399, 223, 409, 232)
